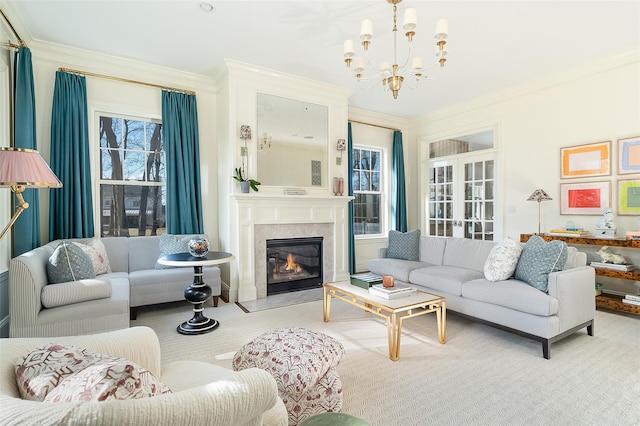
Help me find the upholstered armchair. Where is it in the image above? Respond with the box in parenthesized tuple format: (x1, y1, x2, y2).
(0, 326, 288, 426)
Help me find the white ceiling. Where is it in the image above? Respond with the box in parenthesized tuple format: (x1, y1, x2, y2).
(2, 1, 639, 119)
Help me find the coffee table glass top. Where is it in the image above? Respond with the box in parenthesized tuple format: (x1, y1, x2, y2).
(325, 280, 443, 308)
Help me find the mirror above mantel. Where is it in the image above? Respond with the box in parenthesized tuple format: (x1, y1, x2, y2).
(256, 93, 329, 188)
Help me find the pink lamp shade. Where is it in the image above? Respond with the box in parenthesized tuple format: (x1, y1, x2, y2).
(0, 147, 62, 188)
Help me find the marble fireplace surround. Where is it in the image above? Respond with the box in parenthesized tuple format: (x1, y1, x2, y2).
(231, 195, 352, 302)
(254, 224, 333, 299)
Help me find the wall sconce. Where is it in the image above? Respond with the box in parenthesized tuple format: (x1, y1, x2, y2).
(0, 147, 63, 240)
(259, 132, 272, 152)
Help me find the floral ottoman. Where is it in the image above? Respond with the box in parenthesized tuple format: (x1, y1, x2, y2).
(232, 327, 345, 425)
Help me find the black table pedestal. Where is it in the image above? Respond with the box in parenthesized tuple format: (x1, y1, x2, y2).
(177, 265, 219, 335)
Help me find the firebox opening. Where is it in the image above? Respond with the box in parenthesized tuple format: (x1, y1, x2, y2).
(266, 237, 323, 295)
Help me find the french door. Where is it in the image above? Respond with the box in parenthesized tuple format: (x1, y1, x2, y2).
(426, 152, 497, 240)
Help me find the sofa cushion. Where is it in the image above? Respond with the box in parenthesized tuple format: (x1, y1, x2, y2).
(409, 265, 484, 296)
(73, 239, 112, 275)
(15, 344, 171, 402)
(483, 237, 523, 282)
(41, 279, 112, 308)
(515, 235, 568, 292)
(366, 258, 431, 283)
(442, 237, 497, 273)
(461, 278, 559, 316)
(386, 229, 421, 261)
(418, 236, 447, 265)
(47, 242, 96, 284)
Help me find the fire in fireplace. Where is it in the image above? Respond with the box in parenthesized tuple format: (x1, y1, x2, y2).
(266, 237, 323, 295)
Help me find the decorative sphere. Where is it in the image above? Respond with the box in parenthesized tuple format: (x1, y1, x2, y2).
(188, 238, 209, 257)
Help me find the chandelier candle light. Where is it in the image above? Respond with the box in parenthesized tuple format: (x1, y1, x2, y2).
(343, 0, 449, 99)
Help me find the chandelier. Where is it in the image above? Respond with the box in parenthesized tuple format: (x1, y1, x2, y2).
(342, 0, 449, 99)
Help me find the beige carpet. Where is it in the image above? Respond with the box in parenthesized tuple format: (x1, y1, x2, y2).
(133, 299, 640, 425)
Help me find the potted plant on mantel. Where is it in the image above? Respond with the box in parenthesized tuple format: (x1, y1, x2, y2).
(233, 167, 261, 193)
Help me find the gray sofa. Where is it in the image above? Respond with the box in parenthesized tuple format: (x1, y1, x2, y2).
(9, 236, 221, 338)
(366, 236, 595, 359)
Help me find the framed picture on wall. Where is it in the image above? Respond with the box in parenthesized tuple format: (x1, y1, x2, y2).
(618, 179, 640, 216)
(560, 141, 611, 179)
(560, 181, 610, 215)
(617, 135, 640, 175)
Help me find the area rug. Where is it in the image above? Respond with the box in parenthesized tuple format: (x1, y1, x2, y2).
(133, 299, 640, 425)
(235, 287, 323, 313)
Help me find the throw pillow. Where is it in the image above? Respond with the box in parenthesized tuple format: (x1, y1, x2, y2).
(73, 239, 112, 275)
(386, 229, 421, 261)
(514, 235, 568, 292)
(483, 237, 523, 282)
(155, 234, 196, 269)
(15, 344, 171, 403)
(41, 279, 112, 308)
(47, 242, 96, 284)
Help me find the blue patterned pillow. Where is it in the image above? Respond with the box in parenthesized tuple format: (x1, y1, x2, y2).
(155, 234, 194, 269)
(47, 242, 96, 284)
(386, 229, 421, 261)
(514, 235, 568, 292)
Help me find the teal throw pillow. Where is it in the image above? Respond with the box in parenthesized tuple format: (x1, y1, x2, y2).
(386, 229, 421, 261)
(47, 242, 96, 284)
(155, 234, 194, 269)
(514, 235, 568, 292)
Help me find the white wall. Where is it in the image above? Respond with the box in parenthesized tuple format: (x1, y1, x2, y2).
(26, 41, 220, 245)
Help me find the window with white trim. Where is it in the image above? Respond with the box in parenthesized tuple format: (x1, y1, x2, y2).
(98, 114, 165, 237)
(351, 146, 384, 236)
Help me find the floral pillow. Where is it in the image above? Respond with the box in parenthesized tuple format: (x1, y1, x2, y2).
(483, 237, 523, 282)
(15, 344, 171, 403)
(73, 239, 112, 275)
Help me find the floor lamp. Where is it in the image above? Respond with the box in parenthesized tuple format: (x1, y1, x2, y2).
(527, 189, 552, 235)
(0, 147, 62, 241)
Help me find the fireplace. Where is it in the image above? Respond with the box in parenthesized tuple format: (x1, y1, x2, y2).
(266, 237, 323, 295)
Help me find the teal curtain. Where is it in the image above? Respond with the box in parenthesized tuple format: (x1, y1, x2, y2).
(347, 123, 356, 274)
(13, 46, 40, 255)
(392, 130, 407, 232)
(162, 90, 204, 234)
(49, 71, 94, 240)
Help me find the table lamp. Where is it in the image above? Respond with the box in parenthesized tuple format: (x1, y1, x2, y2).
(0, 147, 62, 240)
(527, 189, 552, 235)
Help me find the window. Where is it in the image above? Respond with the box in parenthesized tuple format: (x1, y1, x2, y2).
(352, 146, 383, 236)
(98, 115, 165, 237)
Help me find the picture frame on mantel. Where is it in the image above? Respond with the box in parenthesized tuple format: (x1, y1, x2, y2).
(560, 181, 610, 215)
(560, 140, 611, 179)
(617, 135, 640, 175)
(617, 179, 640, 216)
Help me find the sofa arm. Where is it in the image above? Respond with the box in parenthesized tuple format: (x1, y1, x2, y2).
(547, 266, 596, 333)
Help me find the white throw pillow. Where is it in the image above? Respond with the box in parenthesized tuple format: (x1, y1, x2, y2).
(73, 239, 112, 275)
(483, 237, 523, 282)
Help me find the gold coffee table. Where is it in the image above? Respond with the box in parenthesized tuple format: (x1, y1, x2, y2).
(323, 281, 446, 361)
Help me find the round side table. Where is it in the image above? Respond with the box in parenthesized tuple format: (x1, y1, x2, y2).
(157, 251, 234, 335)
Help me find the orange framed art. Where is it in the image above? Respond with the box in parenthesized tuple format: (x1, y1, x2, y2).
(560, 141, 611, 179)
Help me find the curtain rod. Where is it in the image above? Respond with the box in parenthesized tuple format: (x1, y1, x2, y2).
(0, 7, 27, 47)
(58, 67, 196, 96)
(349, 119, 401, 133)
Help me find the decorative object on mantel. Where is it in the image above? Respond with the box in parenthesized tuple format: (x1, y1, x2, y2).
(240, 125, 252, 140)
(595, 246, 627, 265)
(233, 167, 261, 193)
(595, 207, 617, 238)
(526, 189, 552, 235)
(333, 177, 344, 196)
(342, 0, 449, 99)
(0, 147, 63, 240)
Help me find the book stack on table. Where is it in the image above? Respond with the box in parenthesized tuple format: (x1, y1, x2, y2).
(590, 262, 635, 272)
(547, 228, 590, 237)
(368, 283, 417, 300)
(622, 294, 640, 307)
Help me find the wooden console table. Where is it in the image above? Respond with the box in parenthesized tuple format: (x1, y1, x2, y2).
(520, 234, 640, 317)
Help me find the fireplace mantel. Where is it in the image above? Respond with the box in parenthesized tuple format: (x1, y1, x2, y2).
(225, 195, 353, 302)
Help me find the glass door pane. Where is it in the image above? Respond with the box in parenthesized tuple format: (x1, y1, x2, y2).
(428, 163, 455, 237)
(463, 159, 494, 241)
